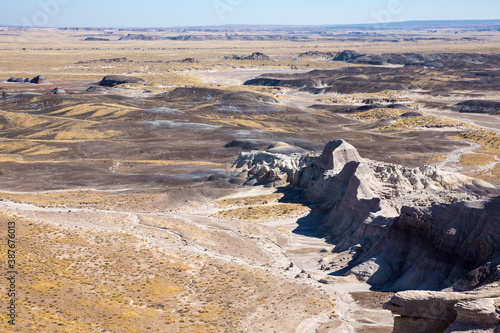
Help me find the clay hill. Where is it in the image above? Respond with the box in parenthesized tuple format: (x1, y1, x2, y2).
(231, 139, 500, 332)
(244, 63, 500, 95)
(331, 50, 500, 68)
(98, 75, 145, 87)
(225, 52, 271, 61)
(118, 34, 163, 41)
(298, 51, 336, 58)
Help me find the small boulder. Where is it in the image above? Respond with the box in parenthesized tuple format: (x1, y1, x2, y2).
(242, 52, 271, 61)
(7, 77, 25, 83)
(50, 87, 66, 95)
(333, 50, 364, 62)
(181, 58, 199, 63)
(86, 86, 108, 93)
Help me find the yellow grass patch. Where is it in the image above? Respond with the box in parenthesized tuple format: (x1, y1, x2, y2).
(54, 128, 121, 140)
(379, 116, 469, 131)
(460, 153, 497, 166)
(217, 204, 310, 221)
(217, 193, 285, 207)
(395, 153, 446, 162)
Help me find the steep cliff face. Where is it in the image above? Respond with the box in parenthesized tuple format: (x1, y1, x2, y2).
(290, 140, 497, 254)
(350, 197, 500, 290)
(231, 139, 500, 332)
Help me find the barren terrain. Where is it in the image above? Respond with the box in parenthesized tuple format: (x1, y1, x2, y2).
(0, 24, 499, 332)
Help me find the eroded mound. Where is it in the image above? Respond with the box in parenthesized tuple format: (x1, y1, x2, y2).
(99, 75, 145, 87)
(244, 64, 500, 95)
(457, 100, 500, 115)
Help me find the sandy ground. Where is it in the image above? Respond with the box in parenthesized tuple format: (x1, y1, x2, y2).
(0, 185, 394, 332)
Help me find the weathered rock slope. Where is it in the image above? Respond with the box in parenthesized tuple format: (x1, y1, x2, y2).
(233, 140, 499, 285)
(232, 139, 500, 332)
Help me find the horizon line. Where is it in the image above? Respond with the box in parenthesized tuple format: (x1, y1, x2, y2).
(2, 18, 500, 30)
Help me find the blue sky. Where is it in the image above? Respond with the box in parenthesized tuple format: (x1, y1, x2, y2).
(1, 0, 500, 27)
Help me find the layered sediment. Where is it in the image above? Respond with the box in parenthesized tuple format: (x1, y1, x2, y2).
(232, 139, 500, 332)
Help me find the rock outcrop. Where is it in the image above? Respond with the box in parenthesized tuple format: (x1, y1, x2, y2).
(99, 75, 145, 87)
(231, 151, 317, 186)
(181, 58, 199, 63)
(84, 37, 110, 41)
(227, 52, 271, 61)
(50, 87, 66, 95)
(298, 51, 336, 58)
(232, 139, 500, 291)
(333, 50, 364, 62)
(30, 75, 48, 84)
(350, 197, 500, 290)
(119, 34, 163, 41)
(384, 285, 500, 333)
(86, 86, 108, 93)
(7, 77, 26, 83)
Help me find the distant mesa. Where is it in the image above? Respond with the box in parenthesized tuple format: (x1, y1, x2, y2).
(166, 34, 310, 41)
(181, 58, 199, 63)
(84, 37, 110, 41)
(225, 52, 271, 61)
(333, 50, 364, 62)
(98, 75, 145, 87)
(76, 57, 132, 65)
(332, 51, 500, 69)
(30, 76, 48, 84)
(50, 87, 66, 95)
(119, 34, 163, 41)
(242, 52, 271, 61)
(298, 51, 336, 58)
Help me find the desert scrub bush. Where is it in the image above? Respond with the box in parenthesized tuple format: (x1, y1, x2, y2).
(216, 204, 310, 221)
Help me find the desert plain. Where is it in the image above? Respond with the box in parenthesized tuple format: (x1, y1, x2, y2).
(0, 22, 499, 332)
